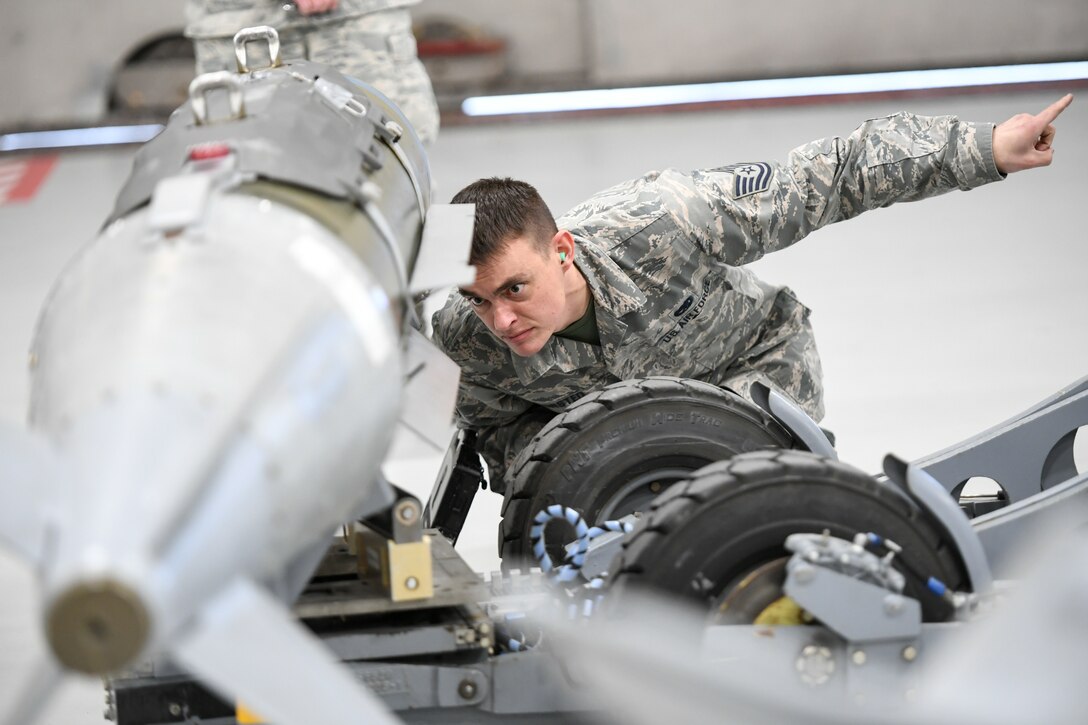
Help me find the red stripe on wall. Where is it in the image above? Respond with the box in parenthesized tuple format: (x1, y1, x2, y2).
(1, 155, 58, 204)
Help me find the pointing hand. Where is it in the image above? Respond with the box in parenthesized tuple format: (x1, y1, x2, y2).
(992, 94, 1073, 174)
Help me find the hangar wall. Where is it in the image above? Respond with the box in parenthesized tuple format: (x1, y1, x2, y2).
(422, 0, 1088, 87)
(1, 0, 1086, 128)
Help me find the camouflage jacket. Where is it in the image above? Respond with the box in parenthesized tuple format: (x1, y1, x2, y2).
(432, 112, 1003, 484)
(185, 0, 418, 38)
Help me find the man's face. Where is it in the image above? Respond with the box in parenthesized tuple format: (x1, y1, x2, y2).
(459, 235, 569, 357)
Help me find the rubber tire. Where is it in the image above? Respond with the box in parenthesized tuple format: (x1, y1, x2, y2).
(608, 449, 970, 622)
(499, 377, 792, 568)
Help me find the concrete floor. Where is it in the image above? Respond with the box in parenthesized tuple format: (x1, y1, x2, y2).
(1, 86, 1085, 722)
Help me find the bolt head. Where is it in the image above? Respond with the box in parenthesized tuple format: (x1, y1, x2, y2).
(796, 644, 835, 685)
(405, 576, 419, 591)
(384, 121, 404, 142)
(457, 679, 478, 700)
(902, 645, 918, 662)
(395, 500, 421, 526)
(883, 593, 904, 616)
(851, 649, 867, 666)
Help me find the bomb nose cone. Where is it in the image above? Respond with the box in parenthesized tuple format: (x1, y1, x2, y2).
(46, 579, 150, 674)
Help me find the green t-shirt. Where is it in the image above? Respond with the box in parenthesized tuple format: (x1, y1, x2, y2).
(555, 295, 601, 346)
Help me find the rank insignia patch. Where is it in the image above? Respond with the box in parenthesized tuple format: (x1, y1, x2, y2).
(721, 162, 773, 198)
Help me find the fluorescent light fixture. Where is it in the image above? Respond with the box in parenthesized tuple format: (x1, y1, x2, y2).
(462, 61, 1088, 117)
(0, 124, 164, 152)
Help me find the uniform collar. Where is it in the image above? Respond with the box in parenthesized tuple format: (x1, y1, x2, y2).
(573, 238, 646, 318)
(509, 235, 646, 384)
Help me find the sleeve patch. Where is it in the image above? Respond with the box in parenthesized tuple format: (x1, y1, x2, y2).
(721, 162, 773, 198)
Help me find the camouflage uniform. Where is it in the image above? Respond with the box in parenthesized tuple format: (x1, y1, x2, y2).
(185, 0, 439, 144)
(432, 112, 1004, 483)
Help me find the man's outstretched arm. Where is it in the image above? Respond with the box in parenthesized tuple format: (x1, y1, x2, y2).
(666, 95, 1073, 266)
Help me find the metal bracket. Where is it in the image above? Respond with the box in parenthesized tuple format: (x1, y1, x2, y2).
(424, 430, 486, 545)
(233, 26, 283, 73)
(360, 483, 424, 543)
(784, 559, 922, 643)
(353, 524, 434, 602)
(376, 119, 428, 225)
(354, 485, 434, 602)
(750, 382, 837, 460)
(884, 455, 994, 595)
(782, 534, 922, 644)
(189, 72, 246, 126)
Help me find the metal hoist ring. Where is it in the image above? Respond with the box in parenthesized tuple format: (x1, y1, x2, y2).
(233, 25, 283, 73)
(189, 72, 246, 125)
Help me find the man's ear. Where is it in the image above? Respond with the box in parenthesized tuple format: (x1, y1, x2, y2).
(553, 230, 575, 265)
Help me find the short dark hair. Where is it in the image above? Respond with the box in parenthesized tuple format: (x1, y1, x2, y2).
(450, 178, 558, 265)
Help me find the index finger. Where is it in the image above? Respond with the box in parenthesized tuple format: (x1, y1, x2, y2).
(1036, 93, 1074, 125)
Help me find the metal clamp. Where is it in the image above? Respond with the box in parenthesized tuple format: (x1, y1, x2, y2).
(189, 72, 246, 125)
(377, 120, 428, 224)
(359, 185, 421, 331)
(353, 521, 435, 602)
(783, 533, 918, 640)
(233, 25, 283, 72)
(392, 497, 424, 544)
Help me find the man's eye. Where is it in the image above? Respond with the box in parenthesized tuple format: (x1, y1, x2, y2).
(508, 283, 524, 296)
(467, 296, 486, 307)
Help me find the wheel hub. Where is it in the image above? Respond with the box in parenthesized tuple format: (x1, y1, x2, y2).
(712, 558, 811, 626)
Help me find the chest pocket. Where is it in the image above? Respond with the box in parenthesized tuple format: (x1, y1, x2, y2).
(649, 268, 761, 376)
(621, 218, 761, 376)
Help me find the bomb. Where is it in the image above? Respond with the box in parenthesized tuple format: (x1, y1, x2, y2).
(0, 26, 472, 725)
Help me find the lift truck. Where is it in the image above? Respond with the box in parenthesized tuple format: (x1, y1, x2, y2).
(106, 373, 1088, 723)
